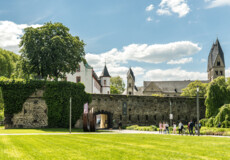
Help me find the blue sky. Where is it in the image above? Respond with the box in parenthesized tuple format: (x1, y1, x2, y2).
(0, 0, 230, 86)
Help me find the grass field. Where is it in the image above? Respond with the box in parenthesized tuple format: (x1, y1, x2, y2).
(0, 126, 83, 134)
(0, 133, 230, 160)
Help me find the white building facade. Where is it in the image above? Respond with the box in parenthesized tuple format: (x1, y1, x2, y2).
(66, 62, 110, 94)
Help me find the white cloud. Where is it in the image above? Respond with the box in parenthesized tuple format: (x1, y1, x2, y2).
(225, 68, 230, 77)
(146, 17, 153, 22)
(144, 67, 207, 81)
(201, 58, 207, 63)
(205, 0, 230, 8)
(157, 0, 190, 17)
(157, 9, 172, 16)
(86, 41, 201, 67)
(146, 4, 154, 11)
(86, 41, 201, 84)
(0, 21, 41, 53)
(167, 57, 193, 64)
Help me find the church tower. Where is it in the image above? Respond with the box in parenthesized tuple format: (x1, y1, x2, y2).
(127, 68, 135, 95)
(100, 64, 111, 94)
(207, 38, 225, 81)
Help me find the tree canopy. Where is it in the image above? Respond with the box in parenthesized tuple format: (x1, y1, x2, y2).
(110, 76, 125, 94)
(0, 48, 20, 78)
(205, 77, 230, 118)
(19, 22, 85, 79)
(181, 80, 208, 97)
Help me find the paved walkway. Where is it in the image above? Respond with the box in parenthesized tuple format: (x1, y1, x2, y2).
(0, 129, 229, 138)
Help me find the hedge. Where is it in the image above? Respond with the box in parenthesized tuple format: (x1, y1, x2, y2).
(0, 77, 91, 127)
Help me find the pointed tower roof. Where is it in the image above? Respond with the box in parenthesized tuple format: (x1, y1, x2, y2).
(207, 38, 225, 71)
(100, 65, 111, 77)
(127, 67, 135, 81)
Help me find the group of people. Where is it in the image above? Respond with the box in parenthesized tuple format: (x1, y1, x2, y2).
(159, 120, 201, 135)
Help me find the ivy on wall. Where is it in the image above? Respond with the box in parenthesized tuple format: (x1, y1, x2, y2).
(0, 77, 91, 128)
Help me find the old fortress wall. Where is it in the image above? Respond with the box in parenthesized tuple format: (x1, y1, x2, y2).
(89, 94, 206, 128)
(5, 91, 206, 128)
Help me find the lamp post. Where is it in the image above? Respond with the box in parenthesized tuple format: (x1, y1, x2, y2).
(169, 100, 172, 127)
(196, 86, 200, 136)
(69, 97, 72, 134)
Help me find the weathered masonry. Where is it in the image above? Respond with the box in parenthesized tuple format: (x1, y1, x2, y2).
(89, 94, 206, 128)
(5, 92, 205, 129)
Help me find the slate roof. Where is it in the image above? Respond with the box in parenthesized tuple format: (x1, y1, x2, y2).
(100, 65, 111, 77)
(127, 68, 135, 81)
(92, 70, 101, 85)
(207, 39, 225, 71)
(144, 80, 209, 93)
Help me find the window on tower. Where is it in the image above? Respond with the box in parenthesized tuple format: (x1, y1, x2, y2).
(220, 71, 223, 75)
(217, 61, 220, 66)
(215, 71, 218, 75)
(76, 76, 81, 83)
(129, 83, 131, 87)
(104, 80, 106, 85)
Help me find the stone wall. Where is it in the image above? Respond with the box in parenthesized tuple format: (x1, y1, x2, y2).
(5, 90, 48, 129)
(5, 92, 206, 129)
(89, 94, 206, 128)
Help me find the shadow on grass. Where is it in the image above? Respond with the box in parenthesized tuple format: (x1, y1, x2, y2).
(0, 126, 112, 134)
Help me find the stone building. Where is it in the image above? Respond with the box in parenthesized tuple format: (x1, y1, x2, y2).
(207, 39, 225, 81)
(125, 68, 138, 95)
(66, 62, 111, 94)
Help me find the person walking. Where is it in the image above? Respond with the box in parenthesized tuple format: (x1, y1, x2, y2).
(163, 122, 166, 134)
(178, 121, 183, 135)
(118, 121, 122, 131)
(165, 122, 169, 134)
(159, 121, 162, 134)
(173, 122, 177, 134)
(189, 120, 194, 136)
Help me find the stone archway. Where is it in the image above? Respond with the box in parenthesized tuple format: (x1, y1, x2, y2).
(94, 110, 113, 129)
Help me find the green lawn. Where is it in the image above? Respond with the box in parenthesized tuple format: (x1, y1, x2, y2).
(0, 126, 83, 134)
(0, 134, 229, 160)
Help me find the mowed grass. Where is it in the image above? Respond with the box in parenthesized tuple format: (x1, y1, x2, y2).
(0, 134, 230, 160)
(0, 126, 83, 134)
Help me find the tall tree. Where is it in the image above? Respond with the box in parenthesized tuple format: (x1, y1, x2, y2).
(205, 77, 230, 118)
(0, 48, 19, 78)
(110, 76, 125, 94)
(19, 22, 85, 79)
(181, 80, 208, 97)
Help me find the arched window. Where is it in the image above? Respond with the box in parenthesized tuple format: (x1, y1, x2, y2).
(217, 61, 220, 66)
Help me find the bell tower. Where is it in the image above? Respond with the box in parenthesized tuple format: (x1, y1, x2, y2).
(127, 68, 135, 95)
(207, 39, 225, 81)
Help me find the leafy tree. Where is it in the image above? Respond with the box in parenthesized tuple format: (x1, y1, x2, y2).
(0, 87, 4, 121)
(0, 48, 20, 78)
(19, 22, 85, 79)
(181, 80, 208, 97)
(205, 77, 230, 118)
(110, 76, 125, 94)
(110, 86, 120, 94)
